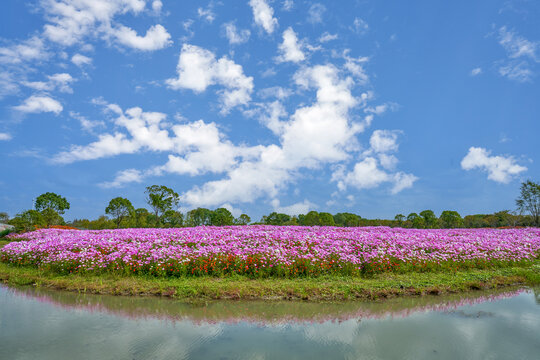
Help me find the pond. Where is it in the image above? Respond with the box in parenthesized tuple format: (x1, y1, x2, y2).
(0, 285, 539, 359)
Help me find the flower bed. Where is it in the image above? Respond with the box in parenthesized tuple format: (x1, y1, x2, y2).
(2, 226, 539, 277)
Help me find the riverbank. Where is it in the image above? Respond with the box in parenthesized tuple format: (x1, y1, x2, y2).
(1, 260, 538, 301)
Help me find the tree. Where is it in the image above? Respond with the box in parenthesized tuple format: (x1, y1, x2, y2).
(186, 208, 213, 226)
(319, 212, 335, 226)
(407, 213, 425, 229)
(334, 213, 361, 227)
(394, 214, 405, 226)
(263, 212, 291, 225)
(234, 214, 251, 225)
(210, 208, 234, 226)
(302, 211, 321, 226)
(9, 210, 46, 232)
(35, 192, 70, 214)
(0, 212, 9, 223)
(516, 180, 540, 226)
(105, 197, 134, 228)
(419, 210, 438, 228)
(145, 185, 180, 225)
(132, 208, 151, 228)
(439, 210, 463, 228)
(41, 208, 64, 226)
(162, 210, 184, 228)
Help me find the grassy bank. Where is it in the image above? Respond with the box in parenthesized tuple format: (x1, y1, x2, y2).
(1, 260, 539, 301)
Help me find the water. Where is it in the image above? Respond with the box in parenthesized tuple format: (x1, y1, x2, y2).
(0, 285, 539, 360)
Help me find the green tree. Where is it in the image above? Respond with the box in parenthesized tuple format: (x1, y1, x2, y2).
(319, 212, 335, 226)
(394, 214, 405, 226)
(210, 208, 234, 226)
(161, 210, 184, 227)
(132, 208, 151, 228)
(105, 197, 134, 228)
(9, 210, 46, 232)
(302, 211, 321, 226)
(333, 213, 361, 227)
(35, 192, 70, 214)
(516, 180, 540, 226)
(41, 208, 64, 226)
(407, 213, 425, 228)
(145, 185, 180, 226)
(419, 210, 438, 228)
(234, 214, 251, 225)
(439, 210, 463, 228)
(0, 212, 10, 223)
(186, 208, 213, 226)
(263, 212, 291, 225)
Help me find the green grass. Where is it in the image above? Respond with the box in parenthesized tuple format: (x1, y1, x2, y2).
(1, 260, 538, 301)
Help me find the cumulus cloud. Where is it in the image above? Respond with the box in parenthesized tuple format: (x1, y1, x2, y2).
(223, 22, 250, 45)
(272, 199, 315, 215)
(166, 44, 254, 113)
(197, 4, 216, 23)
(249, 0, 278, 34)
(0, 132, 12, 141)
(100, 169, 143, 188)
(276, 27, 305, 63)
(461, 147, 527, 183)
(0, 36, 48, 65)
(71, 53, 92, 67)
(41, 0, 171, 51)
(352, 18, 369, 35)
(282, 0, 294, 11)
(14, 95, 63, 114)
(22, 73, 75, 93)
(114, 24, 172, 51)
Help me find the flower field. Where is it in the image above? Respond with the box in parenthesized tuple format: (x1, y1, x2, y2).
(2, 226, 540, 277)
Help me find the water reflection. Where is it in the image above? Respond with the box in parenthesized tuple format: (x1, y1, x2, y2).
(1, 285, 539, 360)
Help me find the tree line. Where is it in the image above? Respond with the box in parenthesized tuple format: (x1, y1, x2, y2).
(1, 180, 538, 233)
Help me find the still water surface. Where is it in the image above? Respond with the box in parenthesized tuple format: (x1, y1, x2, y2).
(0, 285, 539, 360)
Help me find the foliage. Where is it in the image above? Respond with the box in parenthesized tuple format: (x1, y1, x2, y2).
(161, 210, 184, 228)
(105, 197, 134, 228)
(419, 210, 438, 228)
(8, 210, 46, 232)
(0, 212, 9, 223)
(516, 180, 540, 226)
(394, 214, 405, 226)
(333, 213, 361, 227)
(145, 185, 180, 225)
(234, 214, 251, 225)
(186, 208, 213, 226)
(439, 210, 464, 228)
(210, 208, 234, 226)
(34, 192, 70, 214)
(262, 212, 291, 226)
(301, 211, 321, 226)
(318, 212, 335, 226)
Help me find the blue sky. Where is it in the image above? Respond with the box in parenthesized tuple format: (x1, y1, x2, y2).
(0, 0, 538, 221)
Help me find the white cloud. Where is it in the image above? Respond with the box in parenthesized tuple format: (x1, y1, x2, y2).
(498, 61, 533, 82)
(369, 130, 400, 153)
(100, 169, 143, 188)
(276, 27, 305, 63)
(166, 44, 254, 113)
(498, 27, 538, 60)
(22, 73, 75, 93)
(197, 4, 216, 23)
(71, 53, 92, 67)
(0, 36, 48, 65)
(319, 32, 338, 43)
(497, 27, 538, 82)
(391, 172, 418, 194)
(272, 199, 315, 215)
(151, 1, 162, 13)
(223, 22, 250, 45)
(282, 0, 294, 11)
(0, 133, 12, 141)
(114, 24, 172, 51)
(470, 67, 482, 76)
(70, 111, 104, 133)
(352, 18, 369, 35)
(14, 95, 63, 114)
(249, 0, 278, 34)
(41, 0, 171, 51)
(307, 3, 326, 24)
(461, 147, 527, 183)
